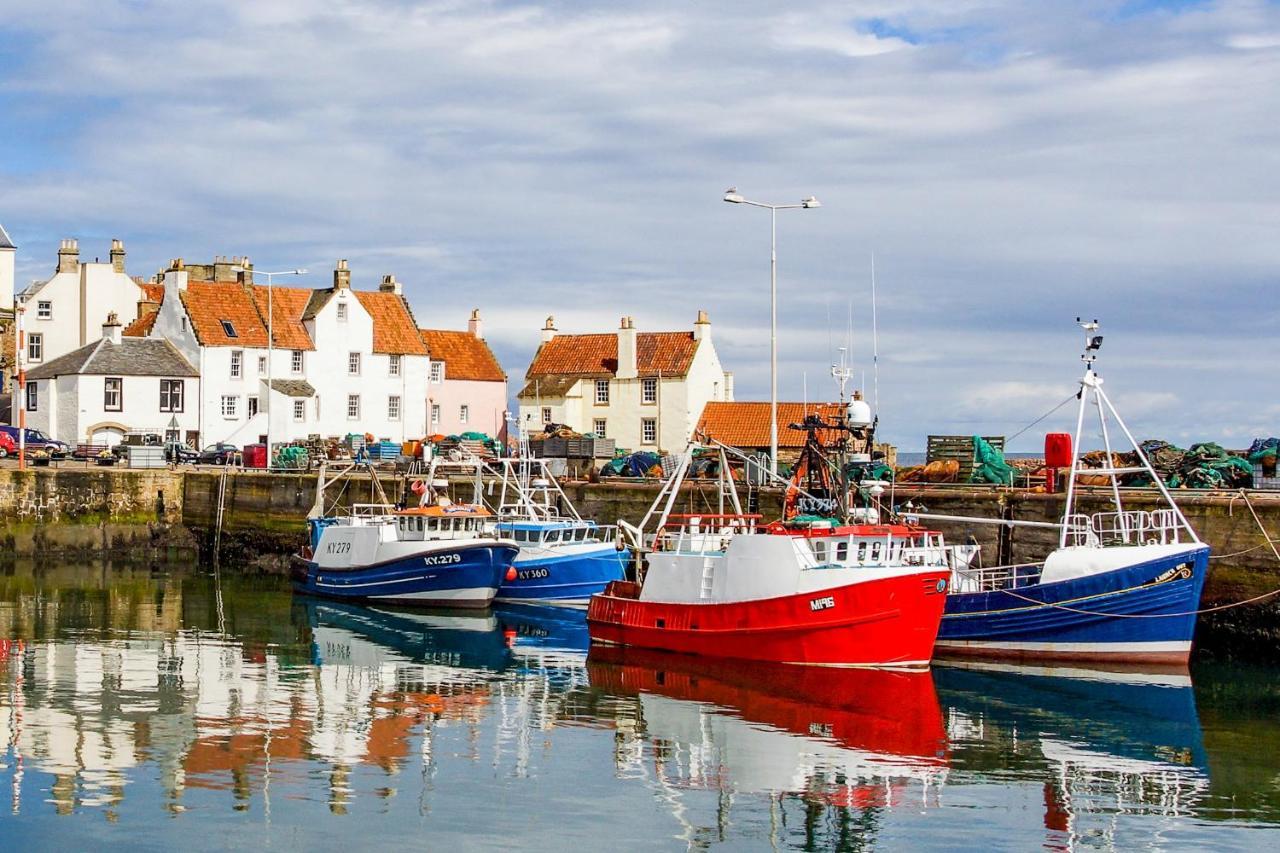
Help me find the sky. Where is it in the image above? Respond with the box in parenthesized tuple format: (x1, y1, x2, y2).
(1, 0, 1277, 451)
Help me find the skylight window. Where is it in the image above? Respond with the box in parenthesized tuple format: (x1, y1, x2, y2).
(220, 320, 238, 338)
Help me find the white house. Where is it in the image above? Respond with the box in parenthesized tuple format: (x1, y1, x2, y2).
(24, 315, 199, 446)
(17, 238, 151, 366)
(144, 259, 430, 448)
(517, 311, 733, 452)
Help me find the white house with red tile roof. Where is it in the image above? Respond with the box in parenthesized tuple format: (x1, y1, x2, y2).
(146, 259, 431, 449)
(517, 311, 732, 452)
(16, 238, 151, 366)
(419, 309, 508, 438)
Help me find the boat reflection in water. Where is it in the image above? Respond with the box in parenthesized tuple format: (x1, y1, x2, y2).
(935, 660, 1209, 845)
(588, 646, 949, 844)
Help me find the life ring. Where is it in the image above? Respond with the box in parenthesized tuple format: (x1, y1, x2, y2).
(410, 479, 426, 495)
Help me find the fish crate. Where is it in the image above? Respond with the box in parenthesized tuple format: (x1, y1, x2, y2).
(530, 437, 614, 458)
(367, 440, 401, 460)
(1253, 464, 1280, 491)
(926, 435, 1006, 483)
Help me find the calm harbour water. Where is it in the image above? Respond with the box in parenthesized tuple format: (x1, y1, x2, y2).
(1, 565, 1278, 851)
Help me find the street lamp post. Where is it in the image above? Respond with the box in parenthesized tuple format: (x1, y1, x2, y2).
(723, 188, 820, 476)
(234, 266, 307, 468)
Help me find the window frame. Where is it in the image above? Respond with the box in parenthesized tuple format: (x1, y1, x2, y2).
(430, 361, 444, 383)
(25, 382, 38, 412)
(348, 352, 361, 376)
(459, 404, 469, 424)
(27, 333, 42, 363)
(36, 301, 52, 320)
(293, 399, 306, 422)
(230, 350, 243, 379)
(594, 379, 610, 405)
(257, 355, 267, 375)
(388, 395, 401, 421)
(347, 394, 360, 420)
(159, 379, 184, 413)
(220, 319, 238, 338)
(103, 377, 123, 412)
(593, 418, 607, 438)
(389, 354, 401, 377)
(221, 395, 239, 419)
(291, 350, 304, 374)
(641, 377, 658, 404)
(430, 403, 441, 425)
(641, 417, 657, 445)
(541, 407, 552, 424)
(336, 301, 348, 322)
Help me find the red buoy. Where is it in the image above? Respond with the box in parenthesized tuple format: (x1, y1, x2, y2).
(505, 567, 517, 582)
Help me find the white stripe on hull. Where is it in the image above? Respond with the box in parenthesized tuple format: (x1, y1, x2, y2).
(368, 586, 496, 603)
(934, 639, 1190, 654)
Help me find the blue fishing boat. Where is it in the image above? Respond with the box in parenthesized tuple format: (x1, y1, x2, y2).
(933, 322, 1209, 665)
(292, 463, 518, 608)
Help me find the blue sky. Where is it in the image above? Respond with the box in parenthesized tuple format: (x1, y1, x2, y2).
(1, 0, 1278, 450)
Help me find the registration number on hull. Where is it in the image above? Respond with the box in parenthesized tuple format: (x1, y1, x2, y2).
(423, 553, 462, 567)
(517, 568, 550, 581)
(810, 595, 836, 612)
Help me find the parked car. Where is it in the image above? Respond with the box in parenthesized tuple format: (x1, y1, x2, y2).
(0, 426, 70, 458)
(112, 432, 164, 460)
(165, 442, 199, 464)
(0, 431, 16, 458)
(197, 442, 240, 465)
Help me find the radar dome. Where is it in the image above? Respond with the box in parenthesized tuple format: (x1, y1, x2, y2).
(847, 398, 873, 428)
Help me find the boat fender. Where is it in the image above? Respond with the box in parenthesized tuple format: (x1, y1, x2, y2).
(505, 567, 518, 582)
(410, 479, 426, 495)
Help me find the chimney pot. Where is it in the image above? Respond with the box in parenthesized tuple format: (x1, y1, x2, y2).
(57, 238, 80, 273)
(110, 238, 126, 273)
(334, 259, 351, 290)
(468, 308, 483, 338)
(102, 312, 122, 345)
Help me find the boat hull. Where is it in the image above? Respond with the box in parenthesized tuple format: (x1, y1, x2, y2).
(292, 541, 518, 609)
(937, 546, 1209, 665)
(586, 570, 950, 669)
(496, 545, 631, 606)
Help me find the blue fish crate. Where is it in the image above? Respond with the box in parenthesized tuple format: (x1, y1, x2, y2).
(368, 440, 402, 460)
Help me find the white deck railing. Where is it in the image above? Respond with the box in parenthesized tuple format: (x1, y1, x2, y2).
(1064, 509, 1185, 548)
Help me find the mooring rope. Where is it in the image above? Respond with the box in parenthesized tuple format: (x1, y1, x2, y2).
(976, 490, 1280, 619)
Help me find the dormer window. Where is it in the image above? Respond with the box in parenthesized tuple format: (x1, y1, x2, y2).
(337, 302, 348, 322)
(220, 319, 238, 338)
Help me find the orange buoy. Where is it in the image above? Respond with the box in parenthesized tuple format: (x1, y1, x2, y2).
(505, 567, 517, 582)
(410, 479, 426, 495)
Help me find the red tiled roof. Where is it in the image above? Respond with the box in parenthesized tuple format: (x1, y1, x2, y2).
(418, 329, 506, 382)
(180, 281, 270, 347)
(123, 308, 158, 337)
(697, 401, 847, 449)
(526, 332, 697, 378)
(249, 285, 315, 351)
(355, 291, 430, 355)
(139, 282, 165, 303)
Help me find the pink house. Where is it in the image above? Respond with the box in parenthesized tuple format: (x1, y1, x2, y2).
(420, 310, 508, 439)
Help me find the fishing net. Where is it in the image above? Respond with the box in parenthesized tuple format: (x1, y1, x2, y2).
(969, 435, 1016, 485)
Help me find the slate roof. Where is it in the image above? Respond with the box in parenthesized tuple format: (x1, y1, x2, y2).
(27, 338, 198, 380)
(696, 401, 846, 449)
(418, 328, 505, 382)
(0, 223, 15, 250)
(526, 332, 697, 379)
(181, 281, 271, 347)
(266, 379, 316, 397)
(356, 291, 429, 355)
(250, 285, 315, 351)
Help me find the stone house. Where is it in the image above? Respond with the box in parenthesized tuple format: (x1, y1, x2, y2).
(517, 312, 732, 452)
(419, 310, 508, 438)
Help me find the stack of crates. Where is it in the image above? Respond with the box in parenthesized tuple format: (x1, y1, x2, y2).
(1253, 463, 1280, 491)
(367, 440, 402, 460)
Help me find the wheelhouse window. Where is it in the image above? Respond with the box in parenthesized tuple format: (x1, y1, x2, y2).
(642, 377, 657, 404)
(291, 350, 304, 373)
(221, 395, 238, 418)
(104, 377, 123, 412)
(641, 418, 657, 445)
(230, 350, 243, 378)
(37, 301, 52, 320)
(27, 333, 42, 362)
(388, 395, 401, 421)
(348, 352, 361, 375)
(389, 354, 401, 377)
(347, 394, 360, 419)
(159, 379, 184, 413)
(595, 379, 610, 404)
(836, 541, 849, 562)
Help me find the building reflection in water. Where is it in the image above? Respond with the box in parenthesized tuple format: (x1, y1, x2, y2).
(0, 566, 1247, 850)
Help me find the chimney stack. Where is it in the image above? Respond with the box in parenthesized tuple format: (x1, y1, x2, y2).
(379, 273, 401, 295)
(102, 312, 122, 345)
(334, 259, 351, 290)
(617, 316, 638, 380)
(110, 239, 126, 273)
(468, 308, 483, 338)
(693, 308, 711, 342)
(541, 315, 557, 344)
(57, 238, 80, 274)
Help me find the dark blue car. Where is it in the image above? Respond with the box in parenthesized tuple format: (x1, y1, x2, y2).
(0, 425, 71, 458)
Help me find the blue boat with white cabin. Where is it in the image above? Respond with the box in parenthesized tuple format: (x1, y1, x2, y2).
(932, 321, 1210, 665)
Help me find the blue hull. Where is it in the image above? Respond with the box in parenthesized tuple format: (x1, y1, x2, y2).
(292, 541, 518, 609)
(495, 546, 630, 605)
(938, 547, 1209, 663)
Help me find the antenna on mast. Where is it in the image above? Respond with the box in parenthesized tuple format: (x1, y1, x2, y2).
(870, 252, 880, 419)
(831, 346, 852, 404)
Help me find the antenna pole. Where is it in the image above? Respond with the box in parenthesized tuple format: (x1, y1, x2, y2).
(870, 253, 880, 421)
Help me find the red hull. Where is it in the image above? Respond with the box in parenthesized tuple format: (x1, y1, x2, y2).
(586, 570, 949, 669)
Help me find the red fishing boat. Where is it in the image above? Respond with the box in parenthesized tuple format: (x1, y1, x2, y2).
(589, 396, 971, 669)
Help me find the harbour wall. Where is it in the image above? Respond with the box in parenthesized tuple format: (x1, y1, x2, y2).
(1, 467, 1278, 650)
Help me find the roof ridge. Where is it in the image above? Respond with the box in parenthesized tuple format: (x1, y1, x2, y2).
(0, 223, 14, 250)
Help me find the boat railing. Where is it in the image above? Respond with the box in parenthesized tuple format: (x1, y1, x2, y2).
(655, 514, 762, 554)
(1065, 510, 1185, 547)
(950, 562, 1044, 594)
(350, 503, 397, 519)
